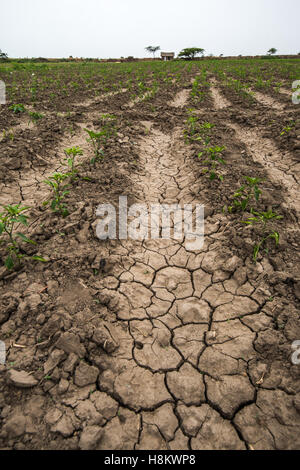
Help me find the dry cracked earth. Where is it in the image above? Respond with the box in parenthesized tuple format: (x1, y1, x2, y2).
(0, 75, 300, 451)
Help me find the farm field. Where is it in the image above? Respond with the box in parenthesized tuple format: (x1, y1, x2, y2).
(0, 58, 299, 450)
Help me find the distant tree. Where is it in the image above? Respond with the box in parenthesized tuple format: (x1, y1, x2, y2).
(178, 48, 205, 60)
(267, 48, 277, 55)
(145, 46, 161, 58)
(0, 49, 8, 60)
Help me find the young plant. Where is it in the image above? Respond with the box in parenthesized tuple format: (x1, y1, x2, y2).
(43, 172, 71, 217)
(243, 210, 283, 228)
(184, 110, 200, 142)
(191, 77, 206, 102)
(28, 111, 44, 124)
(199, 122, 215, 133)
(1, 129, 15, 142)
(0, 204, 45, 270)
(242, 210, 283, 262)
(63, 146, 83, 179)
(184, 111, 215, 144)
(85, 115, 116, 165)
(198, 145, 226, 181)
(9, 103, 26, 114)
(84, 128, 105, 165)
(99, 114, 117, 139)
(280, 121, 295, 136)
(228, 176, 262, 213)
(252, 231, 280, 263)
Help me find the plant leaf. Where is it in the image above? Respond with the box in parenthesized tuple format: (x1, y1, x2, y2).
(32, 256, 48, 262)
(16, 232, 36, 244)
(5, 255, 14, 270)
(253, 244, 260, 262)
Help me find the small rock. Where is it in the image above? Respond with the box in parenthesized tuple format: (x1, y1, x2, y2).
(204, 207, 214, 218)
(206, 331, 216, 341)
(63, 352, 79, 373)
(1, 405, 11, 419)
(40, 315, 64, 339)
(90, 391, 118, 420)
(58, 378, 69, 394)
(75, 400, 104, 425)
(7, 369, 38, 388)
(55, 332, 86, 357)
(76, 222, 90, 243)
(44, 349, 66, 375)
(268, 271, 291, 285)
(223, 256, 242, 273)
(26, 293, 42, 310)
(36, 314, 46, 325)
(79, 426, 103, 450)
(47, 280, 59, 296)
(45, 408, 63, 426)
(51, 414, 75, 437)
(3, 413, 26, 438)
(92, 328, 119, 353)
(74, 362, 99, 387)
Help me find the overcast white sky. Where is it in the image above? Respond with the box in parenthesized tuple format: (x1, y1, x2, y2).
(1, 0, 299, 58)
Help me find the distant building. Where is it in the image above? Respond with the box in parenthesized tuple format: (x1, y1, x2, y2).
(161, 52, 175, 61)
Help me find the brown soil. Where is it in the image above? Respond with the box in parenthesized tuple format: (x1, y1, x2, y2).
(0, 71, 299, 451)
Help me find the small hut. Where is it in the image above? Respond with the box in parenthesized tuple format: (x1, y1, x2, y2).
(161, 52, 175, 61)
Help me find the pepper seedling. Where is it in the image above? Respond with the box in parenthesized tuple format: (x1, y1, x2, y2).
(0, 204, 46, 270)
(43, 172, 71, 218)
(242, 210, 283, 262)
(84, 128, 105, 165)
(63, 146, 83, 180)
(9, 103, 26, 114)
(227, 176, 262, 213)
(198, 145, 226, 181)
(28, 111, 44, 124)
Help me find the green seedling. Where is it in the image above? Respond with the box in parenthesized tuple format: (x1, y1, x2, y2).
(84, 128, 105, 165)
(184, 110, 215, 143)
(0, 204, 46, 270)
(28, 111, 44, 124)
(98, 114, 117, 140)
(190, 77, 207, 102)
(9, 103, 25, 114)
(184, 111, 203, 143)
(252, 231, 280, 262)
(85, 115, 116, 164)
(227, 78, 254, 101)
(199, 122, 215, 133)
(242, 210, 283, 262)
(242, 210, 283, 228)
(274, 81, 283, 93)
(63, 146, 83, 179)
(228, 176, 262, 213)
(280, 121, 295, 136)
(43, 172, 71, 217)
(198, 145, 226, 181)
(1, 129, 15, 142)
(43, 375, 52, 381)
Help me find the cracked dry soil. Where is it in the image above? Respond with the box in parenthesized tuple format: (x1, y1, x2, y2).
(0, 78, 300, 451)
